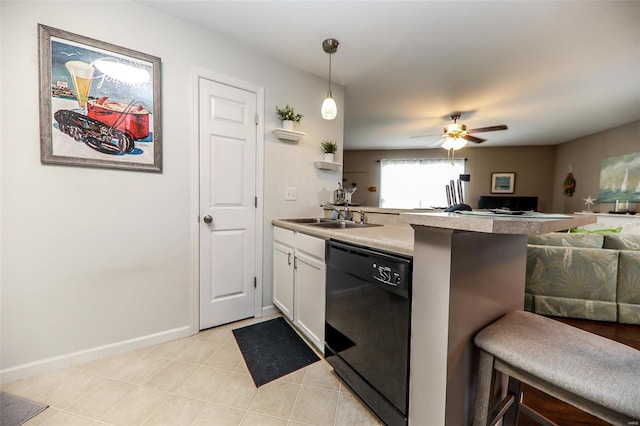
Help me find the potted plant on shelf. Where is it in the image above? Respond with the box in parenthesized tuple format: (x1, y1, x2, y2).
(275, 104, 303, 130)
(321, 139, 338, 162)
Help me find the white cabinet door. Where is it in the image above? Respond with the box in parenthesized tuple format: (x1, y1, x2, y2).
(273, 242, 294, 320)
(294, 251, 326, 352)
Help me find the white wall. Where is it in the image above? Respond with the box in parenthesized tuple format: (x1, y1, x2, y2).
(0, 1, 343, 382)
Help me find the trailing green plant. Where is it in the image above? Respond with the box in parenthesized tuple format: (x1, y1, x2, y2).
(275, 104, 303, 122)
(321, 139, 338, 154)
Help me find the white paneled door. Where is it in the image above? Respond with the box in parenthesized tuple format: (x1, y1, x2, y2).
(199, 77, 257, 329)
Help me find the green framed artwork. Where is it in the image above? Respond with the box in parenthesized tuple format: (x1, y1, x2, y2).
(598, 152, 640, 202)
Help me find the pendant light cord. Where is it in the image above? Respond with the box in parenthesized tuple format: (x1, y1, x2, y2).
(327, 52, 333, 97)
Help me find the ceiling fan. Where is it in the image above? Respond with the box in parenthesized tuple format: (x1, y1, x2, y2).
(413, 113, 508, 150)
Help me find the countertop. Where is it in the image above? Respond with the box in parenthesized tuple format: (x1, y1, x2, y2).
(271, 219, 414, 256)
(399, 211, 597, 234)
(273, 212, 596, 257)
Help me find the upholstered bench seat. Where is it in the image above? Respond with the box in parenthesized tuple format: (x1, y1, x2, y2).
(473, 310, 640, 425)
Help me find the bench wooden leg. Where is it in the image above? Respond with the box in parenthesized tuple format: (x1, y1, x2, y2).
(473, 350, 497, 426)
(474, 350, 522, 426)
(503, 376, 522, 425)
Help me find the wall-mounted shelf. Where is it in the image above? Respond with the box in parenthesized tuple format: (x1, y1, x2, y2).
(272, 128, 305, 142)
(314, 161, 342, 171)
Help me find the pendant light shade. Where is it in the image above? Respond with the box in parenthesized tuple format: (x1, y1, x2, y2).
(321, 95, 337, 120)
(321, 38, 339, 120)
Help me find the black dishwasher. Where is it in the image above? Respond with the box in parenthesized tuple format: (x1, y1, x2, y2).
(325, 240, 412, 426)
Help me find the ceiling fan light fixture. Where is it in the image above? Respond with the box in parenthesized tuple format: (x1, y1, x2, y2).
(446, 123, 460, 133)
(321, 38, 339, 120)
(444, 121, 467, 138)
(441, 137, 468, 151)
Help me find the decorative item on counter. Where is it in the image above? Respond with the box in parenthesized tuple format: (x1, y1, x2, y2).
(345, 184, 357, 204)
(612, 200, 636, 215)
(444, 178, 472, 212)
(563, 164, 576, 197)
(275, 104, 303, 130)
(321, 139, 338, 162)
(583, 195, 596, 211)
(333, 182, 345, 204)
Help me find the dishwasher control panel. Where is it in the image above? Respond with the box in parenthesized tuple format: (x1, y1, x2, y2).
(372, 263, 403, 286)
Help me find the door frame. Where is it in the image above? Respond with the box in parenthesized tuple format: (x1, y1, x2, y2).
(190, 68, 265, 334)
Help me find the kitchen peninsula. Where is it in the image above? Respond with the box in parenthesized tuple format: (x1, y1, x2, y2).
(398, 212, 595, 425)
(273, 212, 595, 425)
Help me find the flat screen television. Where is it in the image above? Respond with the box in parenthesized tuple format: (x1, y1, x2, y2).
(477, 195, 538, 211)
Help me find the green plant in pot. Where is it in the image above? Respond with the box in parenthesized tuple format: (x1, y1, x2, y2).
(322, 139, 338, 162)
(275, 104, 303, 130)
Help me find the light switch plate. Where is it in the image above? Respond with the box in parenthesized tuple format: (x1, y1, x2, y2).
(284, 187, 297, 201)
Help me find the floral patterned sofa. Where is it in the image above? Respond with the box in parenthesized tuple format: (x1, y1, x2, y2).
(525, 232, 640, 324)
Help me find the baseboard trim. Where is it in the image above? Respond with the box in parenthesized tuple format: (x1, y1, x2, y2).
(262, 305, 278, 317)
(0, 325, 193, 384)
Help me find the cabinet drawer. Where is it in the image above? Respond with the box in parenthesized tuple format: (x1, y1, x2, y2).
(295, 232, 326, 260)
(273, 226, 294, 246)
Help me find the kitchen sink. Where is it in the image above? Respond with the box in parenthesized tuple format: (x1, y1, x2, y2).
(281, 218, 381, 229)
(308, 221, 382, 229)
(282, 218, 334, 224)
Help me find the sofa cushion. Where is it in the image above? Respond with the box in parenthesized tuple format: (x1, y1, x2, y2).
(603, 234, 640, 251)
(526, 246, 618, 301)
(617, 250, 640, 324)
(532, 295, 617, 322)
(527, 232, 604, 248)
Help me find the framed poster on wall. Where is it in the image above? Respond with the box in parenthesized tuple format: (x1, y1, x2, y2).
(491, 172, 515, 194)
(598, 152, 640, 202)
(38, 24, 162, 172)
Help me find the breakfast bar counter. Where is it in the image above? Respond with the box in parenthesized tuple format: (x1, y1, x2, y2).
(273, 212, 596, 425)
(399, 212, 596, 425)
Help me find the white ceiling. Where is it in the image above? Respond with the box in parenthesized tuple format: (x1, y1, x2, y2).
(141, 0, 640, 150)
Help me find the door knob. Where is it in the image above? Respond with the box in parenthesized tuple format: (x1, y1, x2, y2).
(203, 215, 213, 224)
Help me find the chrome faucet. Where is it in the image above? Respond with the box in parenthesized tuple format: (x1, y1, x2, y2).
(343, 204, 353, 221)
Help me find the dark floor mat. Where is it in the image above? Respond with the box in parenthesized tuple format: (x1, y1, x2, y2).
(233, 317, 320, 387)
(0, 392, 48, 426)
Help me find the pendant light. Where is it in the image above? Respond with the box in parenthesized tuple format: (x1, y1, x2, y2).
(321, 38, 339, 120)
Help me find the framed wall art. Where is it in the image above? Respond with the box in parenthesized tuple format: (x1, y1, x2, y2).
(38, 24, 162, 172)
(490, 172, 515, 194)
(598, 152, 640, 203)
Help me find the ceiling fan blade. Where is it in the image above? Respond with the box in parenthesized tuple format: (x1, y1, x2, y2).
(413, 138, 445, 148)
(462, 134, 486, 143)
(409, 134, 441, 139)
(467, 125, 508, 134)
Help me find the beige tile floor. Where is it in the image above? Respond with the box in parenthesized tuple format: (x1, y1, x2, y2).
(2, 315, 383, 426)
